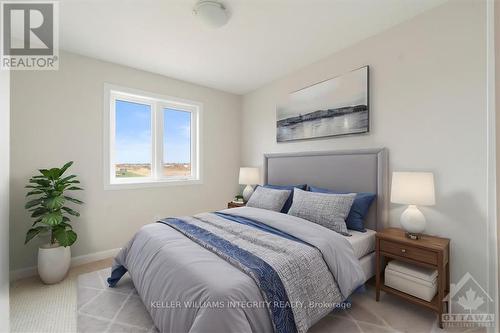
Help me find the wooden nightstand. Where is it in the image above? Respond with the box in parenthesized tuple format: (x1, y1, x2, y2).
(227, 201, 245, 209)
(375, 228, 450, 328)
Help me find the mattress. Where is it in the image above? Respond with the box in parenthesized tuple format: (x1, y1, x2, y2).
(359, 252, 376, 282)
(345, 228, 376, 259)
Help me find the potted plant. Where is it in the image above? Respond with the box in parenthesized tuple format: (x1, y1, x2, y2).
(24, 161, 83, 284)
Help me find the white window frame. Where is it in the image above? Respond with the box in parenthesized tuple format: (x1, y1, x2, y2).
(103, 84, 202, 190)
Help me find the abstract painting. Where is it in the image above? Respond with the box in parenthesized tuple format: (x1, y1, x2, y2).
(277, 66, 369, 142)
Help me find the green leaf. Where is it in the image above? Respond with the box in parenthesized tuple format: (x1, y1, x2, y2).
(40, 168, 61, 180)
(66, 186, 83, 191)
(54, 228, 77, 247)
(55, 184, 66, 192)
(38, 169, 49, 176)
(58, 222, 73, 229)
(58, 161, 74, 177)
(62, 216, 70, 222)
(25, 198, 43, 209)
(26, 190, 44, 197)
(25, 185, 48, 190)
(41, 212, 63, 226)
(61, 206, 80, 217)
(50, 168, 61, 179)
(56, 175, 80, 186)
(31, 207, 48, 218)
(25, 226, 48, 244)
(32, 218, 42, 226)
(58, 174, 77, 183)
(63, 196, 83, 204)
(29, 178, 50, 186)
(44, 196, 65, 210)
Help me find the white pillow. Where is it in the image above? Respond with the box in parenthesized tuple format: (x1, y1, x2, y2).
(288, 188, 355, 235)
(246, 186, 291, 212)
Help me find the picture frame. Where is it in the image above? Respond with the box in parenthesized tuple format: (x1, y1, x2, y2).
(276, 66, 369, 142)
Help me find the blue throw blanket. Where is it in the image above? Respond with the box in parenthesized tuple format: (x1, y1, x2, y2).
(159, 218, 297, 333)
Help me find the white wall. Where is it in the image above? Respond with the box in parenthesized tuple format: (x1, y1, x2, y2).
(0, 69, 10, 331)
(241, 0, 489, 288)
(10, 52, 241, 271)
(495, 0, 500, 322)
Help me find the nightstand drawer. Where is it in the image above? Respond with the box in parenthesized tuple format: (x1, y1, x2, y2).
(380, 240, 437, 265)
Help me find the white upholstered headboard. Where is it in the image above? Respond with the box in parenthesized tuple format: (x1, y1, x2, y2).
(263, 148, 389, 231)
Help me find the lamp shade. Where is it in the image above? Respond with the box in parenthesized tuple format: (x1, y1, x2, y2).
(391, 172, 435, 206)
(239, 167, 260, 185)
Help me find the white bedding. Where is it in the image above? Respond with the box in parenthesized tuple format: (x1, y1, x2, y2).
(344, 228, 376, 259)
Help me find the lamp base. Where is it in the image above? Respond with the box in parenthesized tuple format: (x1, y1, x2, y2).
(400, 205, 426, 239)
(242, 185, 254, 202)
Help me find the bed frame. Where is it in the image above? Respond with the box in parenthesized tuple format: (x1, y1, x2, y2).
(263, 148, 389, 231)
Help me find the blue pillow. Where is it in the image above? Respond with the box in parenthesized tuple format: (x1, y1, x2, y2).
(259, 184, 307, 213)
(308, 186, 376, 232)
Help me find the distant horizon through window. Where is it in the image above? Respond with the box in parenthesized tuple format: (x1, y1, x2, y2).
(115, 99, 151, 178)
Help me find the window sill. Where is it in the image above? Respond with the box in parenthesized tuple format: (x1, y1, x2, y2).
(104, 178, 202, 190)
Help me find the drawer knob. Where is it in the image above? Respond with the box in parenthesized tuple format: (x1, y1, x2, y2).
(401, 249, 406, 253)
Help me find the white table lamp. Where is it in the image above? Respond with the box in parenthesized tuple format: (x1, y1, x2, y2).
(391, 172, 435, 239)
(239, 167, 260, 202)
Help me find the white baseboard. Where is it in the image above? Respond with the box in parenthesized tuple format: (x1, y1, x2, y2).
(9, 247, 121, 281)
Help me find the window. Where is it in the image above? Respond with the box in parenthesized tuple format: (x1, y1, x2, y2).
(104, 85, 201, 189)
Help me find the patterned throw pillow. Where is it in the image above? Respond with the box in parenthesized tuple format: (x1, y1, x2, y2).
(260, 184, 307, 213)
(288, 188, 356, 235)
(308, 186, 376, 232)
(246, 186, 292, 212)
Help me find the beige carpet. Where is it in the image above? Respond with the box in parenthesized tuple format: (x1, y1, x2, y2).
(12, 260, 486, 333)
(10, 258, 113, 333)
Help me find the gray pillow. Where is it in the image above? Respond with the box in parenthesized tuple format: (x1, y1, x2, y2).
(288, 188, 356, 235)
(246, 186, 291, 212)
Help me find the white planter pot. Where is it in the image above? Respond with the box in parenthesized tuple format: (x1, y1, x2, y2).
(38, 244, 71, 284)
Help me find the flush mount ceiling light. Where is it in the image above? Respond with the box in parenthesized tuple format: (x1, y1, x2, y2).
(193, 0, 229, 28)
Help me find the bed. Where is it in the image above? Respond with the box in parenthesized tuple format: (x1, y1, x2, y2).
(345, 229, 377, 281)
(108, 148, 388, 333)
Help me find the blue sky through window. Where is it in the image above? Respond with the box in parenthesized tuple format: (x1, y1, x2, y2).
(163, 109, 191, 164)
(115, 100, 152, 164)
(115, 101, 191, 164)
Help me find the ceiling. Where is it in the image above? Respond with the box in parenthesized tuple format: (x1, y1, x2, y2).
(56, 0, 448, 94)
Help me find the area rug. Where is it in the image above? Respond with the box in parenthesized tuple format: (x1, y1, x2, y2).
(77, 268, 481, 333)
(77, 268, 157, 333)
